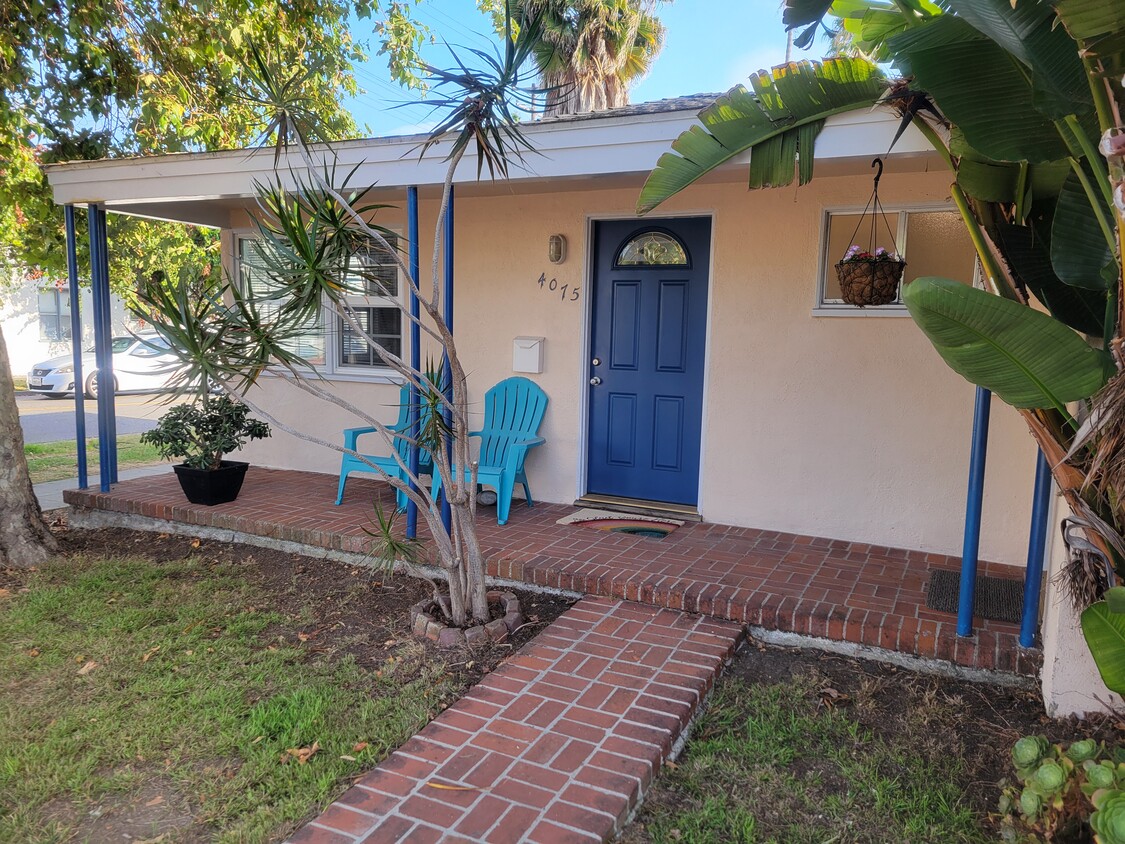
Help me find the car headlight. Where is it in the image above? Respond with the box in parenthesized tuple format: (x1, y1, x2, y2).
(53, 365, 74, 374)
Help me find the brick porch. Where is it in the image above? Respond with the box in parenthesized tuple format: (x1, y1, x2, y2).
(63, 467, 1041, 677)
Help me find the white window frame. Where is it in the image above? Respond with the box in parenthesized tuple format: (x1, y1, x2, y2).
(813, 202, 982, 318)
(232, 230, 407, 383)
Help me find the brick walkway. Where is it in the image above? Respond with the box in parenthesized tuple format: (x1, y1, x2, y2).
(65, 468, 1042, 676)
(287, 597, 743, 843)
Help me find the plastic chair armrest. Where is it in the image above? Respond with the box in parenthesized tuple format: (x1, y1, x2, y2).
(343, 426, 378, 450)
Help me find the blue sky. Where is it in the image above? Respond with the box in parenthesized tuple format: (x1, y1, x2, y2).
(344, 2, 801, 137)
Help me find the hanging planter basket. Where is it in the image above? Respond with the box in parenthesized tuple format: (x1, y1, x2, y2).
(834, 158, 906, 308)
(836, 257, 907, 307)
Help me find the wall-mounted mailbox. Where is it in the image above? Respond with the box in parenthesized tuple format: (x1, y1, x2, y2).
(513, 336, 545, 374)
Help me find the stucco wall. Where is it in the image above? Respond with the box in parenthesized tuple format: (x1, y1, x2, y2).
(234, 169, 1038, 565)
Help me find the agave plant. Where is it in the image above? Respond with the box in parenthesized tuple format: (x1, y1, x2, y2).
(133, 3, 546, 628)
(637, 0, 1125, 693)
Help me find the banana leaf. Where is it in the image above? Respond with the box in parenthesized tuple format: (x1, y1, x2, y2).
(888, 17, 1070, 162)
(1053, 0, 1125, 97)
(1081, 602, 1125, 695)
(1051, 167, 1118, 290)
(940, 0, 1090, 119)
(902, 276, 1114, 409)
(990, 222, 1106, 337)
(636, 58, 886, 215)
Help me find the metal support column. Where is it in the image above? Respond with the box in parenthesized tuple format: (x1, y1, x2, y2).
(87, 205, 112, 492)
(957, 386, 992, 637)
(93, 205, 118, 483)
(440, 185, 455, 536)
(406, 186, 421, 539)
(1020, 449, 1052, 648)
(64, 206, 88, 490)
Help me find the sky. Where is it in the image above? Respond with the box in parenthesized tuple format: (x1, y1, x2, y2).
(343, 1, 802, 137)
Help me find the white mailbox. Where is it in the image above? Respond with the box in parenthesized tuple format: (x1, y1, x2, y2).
(513, 336, 545, 374)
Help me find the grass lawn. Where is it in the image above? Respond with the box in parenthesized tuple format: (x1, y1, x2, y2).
(0, 528, 570, 843)
(625, 644, 1112, 844)
(12, 376, 26, 391)
(24, 434, 165, 485)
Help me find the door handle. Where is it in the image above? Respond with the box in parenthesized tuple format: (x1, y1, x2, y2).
(589, 376, 602, 386)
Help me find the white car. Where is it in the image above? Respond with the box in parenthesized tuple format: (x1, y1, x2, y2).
(27, 334, 183, 399)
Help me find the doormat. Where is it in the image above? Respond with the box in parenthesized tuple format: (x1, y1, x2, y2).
(925, 569, 1025, 624)
(556, 508, 684, 539)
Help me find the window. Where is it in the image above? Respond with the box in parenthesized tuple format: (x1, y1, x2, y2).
(817, 208, 980, 312)
(614, 230, 689, 267)
(37, 287, 71, 341)
(337, 238, 402, 367)
(236, 234, 404, 374)
(129, 337, 171, 357)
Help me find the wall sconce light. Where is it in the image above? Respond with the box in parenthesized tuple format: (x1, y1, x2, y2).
(548, 234, 567, 264)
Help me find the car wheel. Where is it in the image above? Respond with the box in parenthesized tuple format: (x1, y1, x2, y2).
(84, 372, 117, 399)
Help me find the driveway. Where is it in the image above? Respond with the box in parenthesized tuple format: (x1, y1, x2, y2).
(16, 391, 188, 444)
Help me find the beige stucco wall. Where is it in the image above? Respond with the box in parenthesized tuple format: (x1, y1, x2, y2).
(1040, 499, 1123, 716)
(234, 169, 1038, 565)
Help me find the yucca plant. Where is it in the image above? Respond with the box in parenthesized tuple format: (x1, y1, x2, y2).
(133, 3, 546, 627)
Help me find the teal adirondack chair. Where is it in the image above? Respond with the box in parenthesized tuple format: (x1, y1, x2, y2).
(336, 384, 433, 508)
(432, 377, 548, 525)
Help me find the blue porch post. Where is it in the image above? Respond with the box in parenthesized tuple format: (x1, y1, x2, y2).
(94, 205, 118, 483)
(1020, 449, 1052, 648)
(440, 186, 455, 535)
(64, 206, 88, 490)
(406, 186, 421, 539)
(957, 386, 992, 637)
(87, 204, 117, 491)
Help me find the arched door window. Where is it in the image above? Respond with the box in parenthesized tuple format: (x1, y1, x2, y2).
(613, 229, 690, 268)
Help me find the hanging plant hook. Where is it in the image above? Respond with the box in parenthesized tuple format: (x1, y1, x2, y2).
(871, 157, 884, 187)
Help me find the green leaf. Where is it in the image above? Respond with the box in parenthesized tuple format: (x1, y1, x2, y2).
(1051, 167, 1117, 290)
(1081, 602, 1125, 695)
(940, 0, 1090, 118)
(902, 276, 1114, 409)
(889, 17, 1069, 162)
(637, 58, 886, 214)
(990, 222, 1106, 337)
(1106, 586, 1125, 615)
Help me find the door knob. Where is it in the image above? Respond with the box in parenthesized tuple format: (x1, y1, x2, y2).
(589, 376, 602, 386)
(591, 357, 601, 366)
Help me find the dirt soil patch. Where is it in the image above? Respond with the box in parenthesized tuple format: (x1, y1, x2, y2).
(1, 520, 574, 843)
(624, 639, 1120, 844)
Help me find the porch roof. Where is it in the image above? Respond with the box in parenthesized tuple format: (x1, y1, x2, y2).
(42, 100, 942, 228)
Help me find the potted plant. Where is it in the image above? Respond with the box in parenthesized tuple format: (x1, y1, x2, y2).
(141, 396, 271, 505)
(835, 244, 906, 307)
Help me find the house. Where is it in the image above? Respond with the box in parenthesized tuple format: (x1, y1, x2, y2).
(42, 95, 1114, 715)
(1, 266, 132, 379)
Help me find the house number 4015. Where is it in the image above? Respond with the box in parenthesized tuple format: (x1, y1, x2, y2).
(537, 273, 580, 302)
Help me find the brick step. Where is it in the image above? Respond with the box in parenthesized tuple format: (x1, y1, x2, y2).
(288, 597, 744, 843)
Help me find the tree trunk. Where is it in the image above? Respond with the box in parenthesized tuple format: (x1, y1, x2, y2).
(0, 325, 57, 567)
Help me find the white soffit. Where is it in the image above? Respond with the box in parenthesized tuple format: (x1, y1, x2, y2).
(44, 107, 938, 221)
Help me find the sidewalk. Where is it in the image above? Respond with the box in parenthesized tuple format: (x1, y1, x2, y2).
(35, 464, 170, 511)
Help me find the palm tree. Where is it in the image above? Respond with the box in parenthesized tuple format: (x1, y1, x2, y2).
(515, 0, 666, 117)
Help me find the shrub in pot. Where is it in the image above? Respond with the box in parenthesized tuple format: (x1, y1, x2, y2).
(141, 396, 271, 505)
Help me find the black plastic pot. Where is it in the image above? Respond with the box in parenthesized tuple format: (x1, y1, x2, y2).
(172, 461, 249, 506)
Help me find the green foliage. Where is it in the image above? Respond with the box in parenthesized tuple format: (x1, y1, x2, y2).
(0, 0, 429, 286)
(902, 277, 1114, 411)
(636, 58, 887, 213)
(140, 396, 270, 470)
(1000, 736, 1125, 843)
(1081, 601, 1125, 695)
(1092, 789, 1125, 844)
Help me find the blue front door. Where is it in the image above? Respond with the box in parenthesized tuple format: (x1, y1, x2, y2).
(587, 218, 711, 506)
